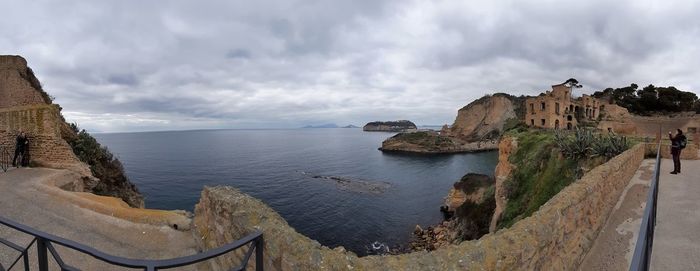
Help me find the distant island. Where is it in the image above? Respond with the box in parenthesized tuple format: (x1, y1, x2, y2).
(302, 123, 339, 128)
(342, 124, 359, 128)
(363, 120, 417, 132)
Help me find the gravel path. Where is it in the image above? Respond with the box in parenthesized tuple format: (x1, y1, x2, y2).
(0, 167, 199, 270)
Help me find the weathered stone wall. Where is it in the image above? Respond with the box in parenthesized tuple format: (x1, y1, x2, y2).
(0, 104, 91, 175)
(599, 115, 700, 139)
(0, 55, 47, 108)
(644, 143, 699, 160)
(193, 143, 645, 271)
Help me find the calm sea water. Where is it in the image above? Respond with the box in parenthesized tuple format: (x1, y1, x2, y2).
(94, 129, 498, 255)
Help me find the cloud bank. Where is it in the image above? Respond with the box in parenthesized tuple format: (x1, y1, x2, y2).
(2, 0, 699, 132)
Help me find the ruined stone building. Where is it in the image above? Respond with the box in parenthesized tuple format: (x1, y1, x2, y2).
(525, 82, 603, 130)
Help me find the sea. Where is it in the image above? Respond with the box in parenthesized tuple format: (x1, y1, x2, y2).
(94, 128, 498, 256)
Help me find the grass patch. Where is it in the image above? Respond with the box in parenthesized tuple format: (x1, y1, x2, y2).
(498, 129, 581, 229)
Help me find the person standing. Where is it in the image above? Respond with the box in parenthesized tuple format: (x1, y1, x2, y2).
(669, 129, 687, 174)
(12, 130, 29, 167)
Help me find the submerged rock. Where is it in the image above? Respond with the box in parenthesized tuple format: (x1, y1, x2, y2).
(304, 173, 391, 194)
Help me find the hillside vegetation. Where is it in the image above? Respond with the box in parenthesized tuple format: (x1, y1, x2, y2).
(497, 128, 630, 229)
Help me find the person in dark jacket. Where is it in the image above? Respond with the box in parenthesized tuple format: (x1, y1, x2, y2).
(669, 129, 686, 174)
(12, 131, 29, 167)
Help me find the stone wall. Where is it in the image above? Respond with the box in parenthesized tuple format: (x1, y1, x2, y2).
(0, 104, 90, 175)
(193, 143, 645, 271)
(0, 55, 48, 108)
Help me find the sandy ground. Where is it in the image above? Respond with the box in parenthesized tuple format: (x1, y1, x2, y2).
(578, 159, 654, 271)
(651, 158, 700, 271)
(0, 167, 199, 270)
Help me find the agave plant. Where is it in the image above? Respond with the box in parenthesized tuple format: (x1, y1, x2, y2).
(555, 128, 594, 160)
(591, 133, 629, 159)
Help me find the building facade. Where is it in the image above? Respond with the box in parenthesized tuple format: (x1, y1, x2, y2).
(525, 82, 604, 130)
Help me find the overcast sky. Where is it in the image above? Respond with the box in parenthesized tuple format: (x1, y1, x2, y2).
(2, 0, 699, 132)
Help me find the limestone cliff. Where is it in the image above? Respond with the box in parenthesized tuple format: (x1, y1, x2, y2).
(379, 93, 522, 154)
(489, 136, 517, 232)
(363, 120, 417, 132)
(0, 55, 144, 208)
(447, 93, 524, 141)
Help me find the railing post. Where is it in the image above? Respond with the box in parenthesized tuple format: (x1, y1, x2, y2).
(255, 236, 264, 271)
(23, 249, 30, 271)
(36, 237, 49, 271)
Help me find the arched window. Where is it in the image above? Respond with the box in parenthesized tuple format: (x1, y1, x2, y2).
(555, 119, 560, 129)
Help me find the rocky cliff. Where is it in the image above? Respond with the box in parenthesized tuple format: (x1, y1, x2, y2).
(363, 120, 417, 132)
(379, 94, 523, 154)
(410, 173, 495, 251)
(0, 55, 144, 208)
(490, 136, 517, 232)
(447, 93, 524, 141)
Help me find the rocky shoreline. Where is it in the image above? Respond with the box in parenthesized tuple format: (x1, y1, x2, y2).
(379, 131, 499, 154)
(408, 173, 496, 252)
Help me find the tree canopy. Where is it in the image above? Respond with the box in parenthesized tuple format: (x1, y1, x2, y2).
(593, 84, 700, 114)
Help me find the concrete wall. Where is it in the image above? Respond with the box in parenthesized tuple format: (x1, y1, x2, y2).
(193, 143, 646, 271)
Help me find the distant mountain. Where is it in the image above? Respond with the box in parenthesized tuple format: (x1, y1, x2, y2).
(302, 123, 339, 128)
(342, 124, 360, 128)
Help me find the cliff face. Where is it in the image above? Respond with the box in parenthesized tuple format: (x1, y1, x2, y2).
(489, 136, 517, 232)
(448, 93, 523, 141)
(0, 55, 144, 208)
(363, 120, 417, 132)
(378, 94, 522, 154)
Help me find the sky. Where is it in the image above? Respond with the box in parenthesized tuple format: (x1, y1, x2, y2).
(2, 0, 700, 132)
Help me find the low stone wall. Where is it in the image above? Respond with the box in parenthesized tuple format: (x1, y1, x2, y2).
(0, 104, 90, 175)
(644, 143, 699, 160)
(193, 144, 645, 270)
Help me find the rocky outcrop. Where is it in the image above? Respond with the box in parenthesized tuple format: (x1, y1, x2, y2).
(447, 93, 523, 141)
(490, 136, 517, 232)
(194, 144, 645, 270)
(363, 120, 417, 132)
(380, 131, 498, 153)
(378, 94, 522, 154)
(410, 173, 496, 252)
(0, 55, 144, 208)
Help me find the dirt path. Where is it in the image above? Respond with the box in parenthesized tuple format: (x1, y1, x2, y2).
(0, 168, 198, 270)
(578, 159, 654, 271)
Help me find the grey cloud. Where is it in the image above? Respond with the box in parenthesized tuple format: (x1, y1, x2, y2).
(2, 0, 700, 132)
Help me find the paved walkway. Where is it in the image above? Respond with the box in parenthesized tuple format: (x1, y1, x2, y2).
(651, 158, 700, 270)
(579, 159, 653, 271)
(0, 168, 198, 270)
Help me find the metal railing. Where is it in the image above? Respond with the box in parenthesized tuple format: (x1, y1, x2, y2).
(1, 146, 11, 172)
(0, 215, 263, 271)
(629, 142, 662, 271)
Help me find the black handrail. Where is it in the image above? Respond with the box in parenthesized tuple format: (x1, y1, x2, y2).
(0, 145, 10, 172)
(0, 215, 263, 271)
(629, 142, 661, 271)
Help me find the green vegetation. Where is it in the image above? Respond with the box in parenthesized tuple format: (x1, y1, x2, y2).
(66, 123, 143, 207)
(554, 128, 630, 160)
(499, 130, 579, 229)
(498, 128, 630, 229)
(593, 84, 700, 114)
